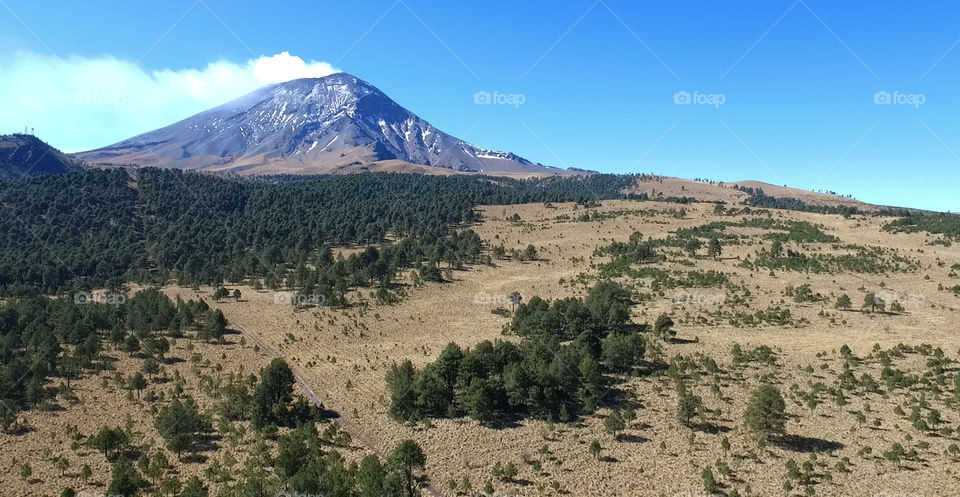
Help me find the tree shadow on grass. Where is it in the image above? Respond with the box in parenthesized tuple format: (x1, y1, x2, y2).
(623, 323, 650, 334)
(642, 361, 670, 375)
(181, 452, 209, 464)
(5, 423, 34, 436)
(616, 433, 649, 444)
(775, 434, 843, 453)
(598, 387, 632, 409)
(504, 478, 535, 486)
(694, 422, 732, 434)
(488, 414, 523, 430)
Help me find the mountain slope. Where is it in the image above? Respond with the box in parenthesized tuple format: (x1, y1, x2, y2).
(0, 134, 83, 180)
(78, 73, 571, 176)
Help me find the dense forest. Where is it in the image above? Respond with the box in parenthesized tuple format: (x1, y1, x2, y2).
(883, 213, 960, 242)
(386, 281, 651, 424)
(0, 168, 932, 299)
(0, 168, 634, 296)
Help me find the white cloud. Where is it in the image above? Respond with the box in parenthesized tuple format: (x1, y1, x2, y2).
(0, 51, 339, 152)
(252, 51, 338, 84)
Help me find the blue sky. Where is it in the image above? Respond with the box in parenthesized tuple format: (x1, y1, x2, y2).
(1, 1, 958, 211)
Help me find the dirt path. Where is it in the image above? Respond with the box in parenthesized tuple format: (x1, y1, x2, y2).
(232, 323, 446, 497)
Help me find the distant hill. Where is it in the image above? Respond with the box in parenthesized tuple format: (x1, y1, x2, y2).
(625, 175, 921, 214)
(0, 134, 83, 180)
(78, 73, 579, 176)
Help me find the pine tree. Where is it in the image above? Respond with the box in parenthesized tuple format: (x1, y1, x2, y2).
(589, 440, 602, 460)
(771, 240, 784, 258)
(251, 359, 295, 429)
(685, 238, 702, 257)
(106, 458, 142, 496)
(604, 410, 626, 439)
(654, 314, 676, 340)
(129, 372, 147, 399)
(389, 440, 427, 497)
(677, 385, 703, 428)
(180, 477, 209, 497)
(357, 455, 388, 497)
(744, 384, 787, 441)
(708, 238, 722, 258)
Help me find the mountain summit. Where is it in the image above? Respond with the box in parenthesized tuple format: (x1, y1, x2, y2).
(79, 73, 568, 175)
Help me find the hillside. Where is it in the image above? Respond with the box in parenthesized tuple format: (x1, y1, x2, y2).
(3, 193, 959, 497)
(1, 168, 957, 497)
(0, 134, 83, 180)
(626, 175, 909, 213)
